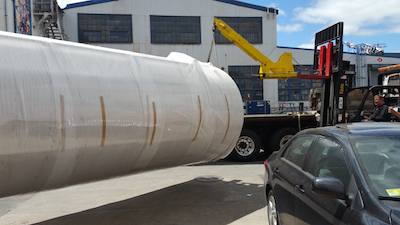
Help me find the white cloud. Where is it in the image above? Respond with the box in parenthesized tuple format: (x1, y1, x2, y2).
(277, 23, 303, 33)
(269, 3, 278, 7)
(297, 43, 314, 49)
(296, 37, 316, 49)
(293, 0, 400, 36)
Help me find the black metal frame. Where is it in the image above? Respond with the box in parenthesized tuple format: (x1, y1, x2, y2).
(313, 22, 349, 126)
(350, 85, 400, 122)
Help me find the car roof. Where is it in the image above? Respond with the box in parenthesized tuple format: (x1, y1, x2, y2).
(300, 122, 400, 139)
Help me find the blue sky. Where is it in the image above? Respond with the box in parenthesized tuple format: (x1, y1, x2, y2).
(57, 0, 400, 53)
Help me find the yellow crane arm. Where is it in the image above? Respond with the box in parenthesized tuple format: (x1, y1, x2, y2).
(213, 18, 297, 79)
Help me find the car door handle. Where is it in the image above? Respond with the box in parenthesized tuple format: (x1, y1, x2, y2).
(295, 185, 305, 195)
(274, 167, 279, 174)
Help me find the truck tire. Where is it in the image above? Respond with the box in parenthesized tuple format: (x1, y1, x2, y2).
(229, 129, 261, 162)
(270, 128, 297, 152)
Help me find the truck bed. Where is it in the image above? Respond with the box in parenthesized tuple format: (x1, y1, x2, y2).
(244, 113, 317, 130)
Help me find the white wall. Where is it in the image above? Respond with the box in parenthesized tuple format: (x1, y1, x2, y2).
(0, 0, 4, 31)
(62, 0, 277, 68)
(0, 0, 15, 32)
(61, 0, 400, 111)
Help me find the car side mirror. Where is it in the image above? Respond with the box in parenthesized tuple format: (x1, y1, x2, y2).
(312, 177, 346, 200)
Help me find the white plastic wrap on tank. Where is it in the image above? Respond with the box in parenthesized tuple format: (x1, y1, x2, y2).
(0, 31, 243, 198)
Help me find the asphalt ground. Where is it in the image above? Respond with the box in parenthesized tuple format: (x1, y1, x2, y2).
(0, 153, 270, 225)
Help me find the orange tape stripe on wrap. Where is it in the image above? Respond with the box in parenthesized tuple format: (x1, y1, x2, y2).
(192, 95, 202, 142)
(100, 96, 106, 147)
(150, 102, 157, 146)
(143, 95, 150, 150)
(60, 95, 66, 152)
(221, 95, 230, 143)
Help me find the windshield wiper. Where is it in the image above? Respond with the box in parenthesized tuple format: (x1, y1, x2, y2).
(379, 196, 400, 201)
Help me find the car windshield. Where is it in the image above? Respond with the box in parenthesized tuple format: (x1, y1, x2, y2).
(353, 136, 400, 199)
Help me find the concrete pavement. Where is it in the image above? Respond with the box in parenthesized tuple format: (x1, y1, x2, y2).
(0, 158, 268, 225)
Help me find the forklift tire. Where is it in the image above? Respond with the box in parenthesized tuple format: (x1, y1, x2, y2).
(270, 128, 297, 152)
(229, 129, 261, 162)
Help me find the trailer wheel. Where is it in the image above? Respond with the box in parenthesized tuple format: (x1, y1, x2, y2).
(229, 129, 261, 162)
(270, 128, 297, 152)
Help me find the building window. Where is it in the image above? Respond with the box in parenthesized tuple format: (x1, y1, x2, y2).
(279, 79, 323, 101)
(278, 65, 323, 101)
(150, 16, 201, 44)
(228, 65, 263, 101)
(78, 14, 132, 43)
(214, 17, 262, 44)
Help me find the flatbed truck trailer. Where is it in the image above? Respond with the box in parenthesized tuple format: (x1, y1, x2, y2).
(212, 18, 320, 161)
(229, 113, 318, 161)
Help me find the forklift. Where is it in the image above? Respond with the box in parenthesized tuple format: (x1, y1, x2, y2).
(312, 22, 400, 125)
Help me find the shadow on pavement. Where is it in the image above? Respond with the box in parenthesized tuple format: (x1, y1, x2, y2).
(200, 150, 272, 166)
(34, 178, 265, 225)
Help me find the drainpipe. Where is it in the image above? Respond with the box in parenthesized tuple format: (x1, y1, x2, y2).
(4, 0, 8, 31)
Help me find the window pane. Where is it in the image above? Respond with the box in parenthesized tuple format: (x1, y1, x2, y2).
(279, 90, 289, 101)
(283, 135, 315, 168)
(253, 90, 263, 100)
(229, 66, 240, 78)
(253, 79, 263, 89)
(278, 65, 317, 101)
(252, 66, 260, 74)
(289, 79, 300, 88)
(110, 31, 129, 42)
(241, 66, 252, 76)
(313, 80, 323, 88)
(83, 31, 101, 42)
(78, 14, 132, 43)
(214, 17, 262, 44)
(306, 138, 351, 190)
(294, 65, 313, 75)
(241, 78, 252, 90)
(228, 65, 263, 101)
(290, 89, 301, 101)
(241, 90, 251, 101)
(150, 16, 201, 44)
(301, 79, 312, 88)
(353, 136, 400, 196)
(301, 89, 310, 101)
(279, 80, 288, 89)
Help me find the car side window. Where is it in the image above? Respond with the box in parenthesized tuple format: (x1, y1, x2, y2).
(306, 137, 351, 190)
(282, 135, 315, 168)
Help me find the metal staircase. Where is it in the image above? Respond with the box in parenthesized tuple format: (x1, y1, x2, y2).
(45, 22, 62, 40)
(33, 0, 64, 40)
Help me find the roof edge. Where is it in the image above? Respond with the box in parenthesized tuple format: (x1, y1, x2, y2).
(213, 0, 273, 13)
(64, 0, 118, 9)
(63, 0, 277, 13)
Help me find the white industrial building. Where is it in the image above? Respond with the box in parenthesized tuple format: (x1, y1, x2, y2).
(2, 0, 400, 112)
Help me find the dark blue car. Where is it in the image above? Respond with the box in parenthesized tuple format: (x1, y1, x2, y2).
(264, 122, 400, 225)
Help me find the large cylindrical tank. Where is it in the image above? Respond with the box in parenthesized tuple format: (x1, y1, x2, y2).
(0, 31, 243, 198)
